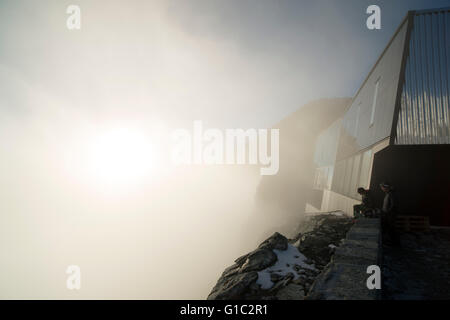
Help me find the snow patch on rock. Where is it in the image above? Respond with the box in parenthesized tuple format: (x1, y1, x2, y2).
(256, 244, 316, 289)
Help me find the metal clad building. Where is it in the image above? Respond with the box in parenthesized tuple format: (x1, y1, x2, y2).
(307, 7, 450, 226)
(396, 9, 450, 144)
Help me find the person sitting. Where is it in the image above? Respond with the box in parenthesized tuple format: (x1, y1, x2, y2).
(353, 187, 373, 218)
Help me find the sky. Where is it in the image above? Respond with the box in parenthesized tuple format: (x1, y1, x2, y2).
(0, 0, 449, 299)
(1, 0, 449, 128)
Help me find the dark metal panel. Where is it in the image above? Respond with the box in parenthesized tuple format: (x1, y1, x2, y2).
(370, 144, 450, 226)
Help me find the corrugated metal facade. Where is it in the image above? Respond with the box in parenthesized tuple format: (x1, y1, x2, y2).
(396, 9, 450, 144)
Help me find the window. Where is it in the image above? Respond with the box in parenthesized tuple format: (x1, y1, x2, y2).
(343, 157, 354, 195)
(331, 152, 371, 199)
(359, 149, 373, 188)
(326, 166, 334, 190)
(314, 166, 333, 190)
(332, 160, 346, 194)
(313, 169, 320, 189)
(355, 103, 361, 136)
(370, 78, 380, 126)
(350, 154, 361, 198)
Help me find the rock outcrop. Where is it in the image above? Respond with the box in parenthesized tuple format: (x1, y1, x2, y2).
(306, 218, 381, 300)
(293, 213, 355, 268)
(208, 213, 354, 300)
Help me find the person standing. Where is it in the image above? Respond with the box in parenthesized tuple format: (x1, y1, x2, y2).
(380, 182, 399, 245)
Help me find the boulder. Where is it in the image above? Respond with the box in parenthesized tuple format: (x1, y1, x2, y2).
(276, 284, 305, 300)
(258, 232, 289, 251)
(239, 249, 277, 273)
(207, 214, 354, 300)
(294, 214, 353, 266)
(207, 272, 259, 300)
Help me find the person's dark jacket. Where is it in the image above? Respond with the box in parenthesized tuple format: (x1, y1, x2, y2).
(361, 190, 372, 208)
(382, 191, 396, 215)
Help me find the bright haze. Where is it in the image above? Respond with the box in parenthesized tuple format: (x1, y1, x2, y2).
(0, 0, 447, 299)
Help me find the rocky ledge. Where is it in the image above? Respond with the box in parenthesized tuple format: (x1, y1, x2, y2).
(207, 213, 354, 300)
(307, 218, 381, 300)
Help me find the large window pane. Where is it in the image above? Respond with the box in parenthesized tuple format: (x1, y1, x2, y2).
(350, 154, 362, 198)
(359, 149, 373, 188)
(343, 157, 354, 196)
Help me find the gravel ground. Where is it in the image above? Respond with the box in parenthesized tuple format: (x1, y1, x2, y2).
(382, 228, 450, 300)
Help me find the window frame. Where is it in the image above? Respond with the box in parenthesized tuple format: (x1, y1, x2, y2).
(370, 78, 381, 127)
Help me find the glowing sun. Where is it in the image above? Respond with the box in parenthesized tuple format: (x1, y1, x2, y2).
(87, 128, 155, 185)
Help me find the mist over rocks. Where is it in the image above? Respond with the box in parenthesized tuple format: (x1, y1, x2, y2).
(207, 213, 353, 300)
(248, 98, 351, 242)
